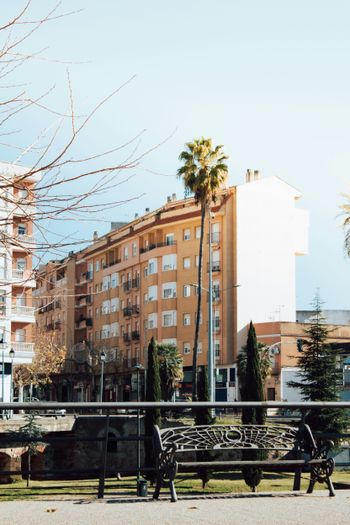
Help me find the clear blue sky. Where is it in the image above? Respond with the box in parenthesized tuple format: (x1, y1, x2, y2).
(3, 0, 350, 310)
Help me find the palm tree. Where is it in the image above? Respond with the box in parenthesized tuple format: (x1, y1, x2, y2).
(341, 195, 350, 257)
(177, 138, 228, 400)
(157, 342, 183, 401)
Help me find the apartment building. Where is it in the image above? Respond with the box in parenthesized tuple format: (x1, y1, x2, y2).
(255, 321, 350, 402)
(0, 161, 37, 403)
(35, 171, 309, 402)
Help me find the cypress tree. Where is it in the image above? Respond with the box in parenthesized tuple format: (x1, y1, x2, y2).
(195, 366, 214, 488)
(144, 337, 161, 481)
(288, 294, 347, 440)
(241, 321, 266, 492)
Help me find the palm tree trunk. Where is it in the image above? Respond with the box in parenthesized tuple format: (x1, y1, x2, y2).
(192, 204, 206, 401)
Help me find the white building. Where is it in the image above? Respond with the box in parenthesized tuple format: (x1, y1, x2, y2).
(236, 172, 309, 352)
(0, 161, 37, 404)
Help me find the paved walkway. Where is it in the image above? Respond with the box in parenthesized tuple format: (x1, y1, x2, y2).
(0, 491, 349, 525)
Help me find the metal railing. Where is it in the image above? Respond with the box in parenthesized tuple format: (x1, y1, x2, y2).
(0, 401, 349, 500)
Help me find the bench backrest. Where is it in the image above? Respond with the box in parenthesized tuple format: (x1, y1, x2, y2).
(154, 424, 314, 454)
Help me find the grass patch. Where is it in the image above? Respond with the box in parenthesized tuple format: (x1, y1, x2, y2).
(0, 470, 349, 501)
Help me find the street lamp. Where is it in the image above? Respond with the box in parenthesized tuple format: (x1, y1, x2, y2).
(99, 350, 106, 409)
(189, 282, 240, 405)
(132, 363, 146, 496)
(9, 348, 15, 418)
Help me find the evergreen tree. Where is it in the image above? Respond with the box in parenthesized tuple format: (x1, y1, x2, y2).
(288, 294, 347, 439)
(16, 412, 44, 487)
(144, 337, 161, 482)
(195, 366, 214, 488)
(241, 321, 266, 492)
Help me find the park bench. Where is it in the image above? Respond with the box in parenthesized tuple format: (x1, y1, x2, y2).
(152, 423, 335, 502)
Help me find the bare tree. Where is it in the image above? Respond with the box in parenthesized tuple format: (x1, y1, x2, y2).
(0, 1, 154, 267)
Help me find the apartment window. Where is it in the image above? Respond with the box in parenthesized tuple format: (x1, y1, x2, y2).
(183, 313, 191, 326)
(148, 258, 157, 275)
(162, 310, 176, 327)
(143, 266, 148, 278)
(111, 322, 119, 337)
(102, 275, 110, 291)
(162, 338, 177, 346)
(95, 260, 100, 272)
(195, 226, 201, 239)
(132, 243, 137, 257)
(162, 254, 176, 271)
(16, 258, 26, 270)
(211, 223, 220, 243)
(183, 342, 191, 355)
(214, 311, 220, 332)
(212, 250, 220, 271)
(183, 228, 191, 241)
(111, 272, 119, 288)
(143, 293, 148, 304)
(102, 300, 110, 315)
(195, 255, 199, 267)
(148, 313, 157, 329)
(111, 297, 119, 312)
(183, 257, 190, 269)
(88, 262, 94, 276)
(15, 328, 25, 342)
(183, 284, 191, 297)
(0, 255, 6, 280)
(18, 188, 29, 199)
(162, 282, 176, 299)
(213, 281, 220, 300)
(123, 246, 129, 261)
(214, 341, 220, 359)
(0, 290, 6, 316)
(165, 233, 174, 245)
(101, 324, 110, 339)
(148, 285, 157, 302)
(198, 342, 202, 353)
(18, 224, 26, 235)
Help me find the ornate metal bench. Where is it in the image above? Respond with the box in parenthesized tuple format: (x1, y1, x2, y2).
(152, 424, 335, 502)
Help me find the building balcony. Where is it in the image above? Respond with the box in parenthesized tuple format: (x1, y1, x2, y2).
(140, 240, 177, 254)
(75, 271, 92, 286)
(123, 280, 132, 293)
(132, 305, 140, 315)
(132, 278, 140, 289)
(132, 330, 140, 341)
(123, 307, 132, 318)
(55, 277, 67, 288)
(75, 317, 88, 329)
(11, 305, 36, 323)
(11, 201, 36, 218)
(123, 333, 131, 343)
(207, 262, 221, 272)
(11, 268, 36, 287)
(13, 234, 36, 251)
(207, 232, 220, 244)
(4, 341, 35, 354)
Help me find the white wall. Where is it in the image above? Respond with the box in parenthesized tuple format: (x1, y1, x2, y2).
(236, 176, 309, 351)
(281, 368, 303, 402)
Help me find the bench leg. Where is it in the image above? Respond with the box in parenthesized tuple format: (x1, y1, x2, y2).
(325, 476, 335, 497)
(153, 473, 162, 500)
(293, 468, 301, 491)
(169, 479, 177, 503)
(306, 477, 316, 494)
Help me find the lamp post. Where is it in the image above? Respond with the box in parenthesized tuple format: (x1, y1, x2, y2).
(1, 349, 4, 419)
(99, 350, 106, 412)
(9, 348, 15, 418)
(133, 363, 145, 496)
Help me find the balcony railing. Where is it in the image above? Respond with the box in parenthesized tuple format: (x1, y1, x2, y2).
(123, 281, 132, 293)
(123, 307, 132, 317)
(207, 262, 221, 272)
(132, 305, 140, 315)
(140, 240, 177, 254)
(15, 234, 36, 246)
(132, 278, 140, 289)
(11, 305, 35, 317)
(207, 232, 220, 244)
(132, 330, 140, 341)
(10, 341, 34, 353)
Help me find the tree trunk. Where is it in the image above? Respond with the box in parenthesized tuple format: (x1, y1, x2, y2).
(27, 453, 31, 488)
(192, 204, 206, 401)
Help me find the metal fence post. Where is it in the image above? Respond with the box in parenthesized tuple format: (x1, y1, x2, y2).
(98, 409, 110, 498)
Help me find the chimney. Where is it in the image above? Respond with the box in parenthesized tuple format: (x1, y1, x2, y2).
(145, 208, 150, 213)
(172, 193, 176, 201)
(246, 169, 261, 183)
(167, 196, 171, 203)
(93, 231, 98, 242)
(134, 213, 139, 219)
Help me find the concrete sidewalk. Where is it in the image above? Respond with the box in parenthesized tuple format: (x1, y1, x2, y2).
(0, 491, 349, 525)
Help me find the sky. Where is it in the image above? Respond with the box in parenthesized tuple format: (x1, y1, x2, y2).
(2, 0, 350, 310)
